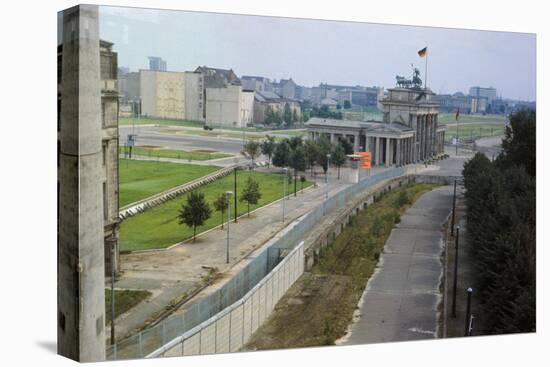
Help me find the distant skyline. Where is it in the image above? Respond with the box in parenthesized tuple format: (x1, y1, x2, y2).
(96, 6, 536, 101)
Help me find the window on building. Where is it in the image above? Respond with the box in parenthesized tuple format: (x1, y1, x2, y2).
(102, 141, 107, 166)
(101, 102, 106, 127)
(57, 98, 61, 132)
(103, 182, 108, 221)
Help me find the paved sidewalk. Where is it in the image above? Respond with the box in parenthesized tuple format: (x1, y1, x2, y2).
(340, 185, 453, 345)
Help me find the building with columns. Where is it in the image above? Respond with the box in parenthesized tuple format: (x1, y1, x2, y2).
(306, 87, 445, 167)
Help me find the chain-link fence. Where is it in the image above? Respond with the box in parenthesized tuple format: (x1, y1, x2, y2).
(107, 166, 404, 360)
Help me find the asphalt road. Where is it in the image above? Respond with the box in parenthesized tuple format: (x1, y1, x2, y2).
(340, 186, 453, 345)
(119, 125, 246, 155)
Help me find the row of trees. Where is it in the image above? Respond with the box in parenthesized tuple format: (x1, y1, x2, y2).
(309, 105, 343, 120)
(462, 110, 535, 334)
(259, 135, 351, 195)
(177, 175, 262, 242)
(264, 103, 301, 127)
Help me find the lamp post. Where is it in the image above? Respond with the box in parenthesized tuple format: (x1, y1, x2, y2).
(233, 158, 238, 223)
(226, 191, 232, 264)
(452, 225, 460, 318)
(282, 168, 288, 222)
(326, 154, 331, 199)
(108, 236, 117, 346)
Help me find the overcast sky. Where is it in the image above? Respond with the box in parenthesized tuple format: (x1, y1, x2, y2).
(97, 6, 536, 101)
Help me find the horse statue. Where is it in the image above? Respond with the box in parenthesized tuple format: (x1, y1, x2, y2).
(411, 68, 423, 89)
(395, 75, 413, 88)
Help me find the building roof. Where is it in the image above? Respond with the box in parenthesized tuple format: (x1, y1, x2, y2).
(255, 90, 299, 104)
(242, 75, 270, 82)
(305, 117, 415, 136)
(195, 66, 240, 87)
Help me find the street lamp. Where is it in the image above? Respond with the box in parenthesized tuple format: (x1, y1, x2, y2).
(107, 236, 117, 346)
(326, 154, 331, 199)
(282, 168, 288, 222)
(225, 191, 233, 264)
(233, 158, 239, 223)
(415, 142, 420, 175)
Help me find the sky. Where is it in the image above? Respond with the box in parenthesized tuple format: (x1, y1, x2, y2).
(96, 6, 536, 101)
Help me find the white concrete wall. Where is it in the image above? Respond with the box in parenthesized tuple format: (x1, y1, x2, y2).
(205, 85, 243, 127)
(241, 90, 255, 127)
(184, 72, 204, 121)
(139, 70, 157, 117)
(152, 242, 305, 358)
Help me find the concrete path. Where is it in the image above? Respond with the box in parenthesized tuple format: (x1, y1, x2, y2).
(340, 185, 453, 345)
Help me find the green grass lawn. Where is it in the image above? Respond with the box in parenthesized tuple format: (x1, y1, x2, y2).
(119, 170, 313, 251)
(444, 123, 506, 143)
(120, 146, 231, 161)
(120, 116, 204, 128)
(269, 129, 307, 137)
(119, 159, 220, 207)
(105, 289, 152, 323)
(438, 113, 507, 124)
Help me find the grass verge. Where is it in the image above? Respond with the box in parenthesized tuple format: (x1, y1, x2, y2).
(120, 116, 204, 128)
(444, 123, 506, 143)
(244, 183, 438, 350)
(105, 289, 152, 323)
(119, 159, 220, 207)
(438, 113, 507, 124)
(119, 170, 313, 251)
(119, 146, 231, 161)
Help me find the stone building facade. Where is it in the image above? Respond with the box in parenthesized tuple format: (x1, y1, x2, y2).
(57, 40, 119, 275)
(58, 38, 120, 277)
(139, 70, 205, 121)
(306, 87, 445, 166)
(205, 84, 254, 127)
(253, 90, 301, 125)
(57, 5, 115, 361)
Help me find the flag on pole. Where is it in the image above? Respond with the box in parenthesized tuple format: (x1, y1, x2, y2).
(455, 108, 460, 121)
(418, 47, 428, 58)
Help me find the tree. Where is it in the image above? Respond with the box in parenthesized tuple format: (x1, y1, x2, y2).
(178, 191, 212, 242)
(240, 176, 262, 217)
(497, 109, 536, 177)
(300, 175, 306, 193)
(265, 105, 282, 126)
(264, 105, 275, 125)
(336, 104, 342, 110)
(289, 145, 307, 196)
(241, 140, 261, 169)
(288, 136, 303, 150)
(292, 108, 299, 124)
(331, 144, 346, 179)
(272, 140, 291, 168)
(213, 193, 229, 230)
(343, 100, 351, 109)
(304, 139, 318, 175)
(338, 137, 354, 154)
(462, 148, 535, 334)
(283, 102, 293, 127)
(316, 135, 332, 174)
(260, 135, 276, 167)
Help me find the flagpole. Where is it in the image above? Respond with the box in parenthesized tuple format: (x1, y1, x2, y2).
(456, 110, 459, 156)
(425, 49, 428, 90)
